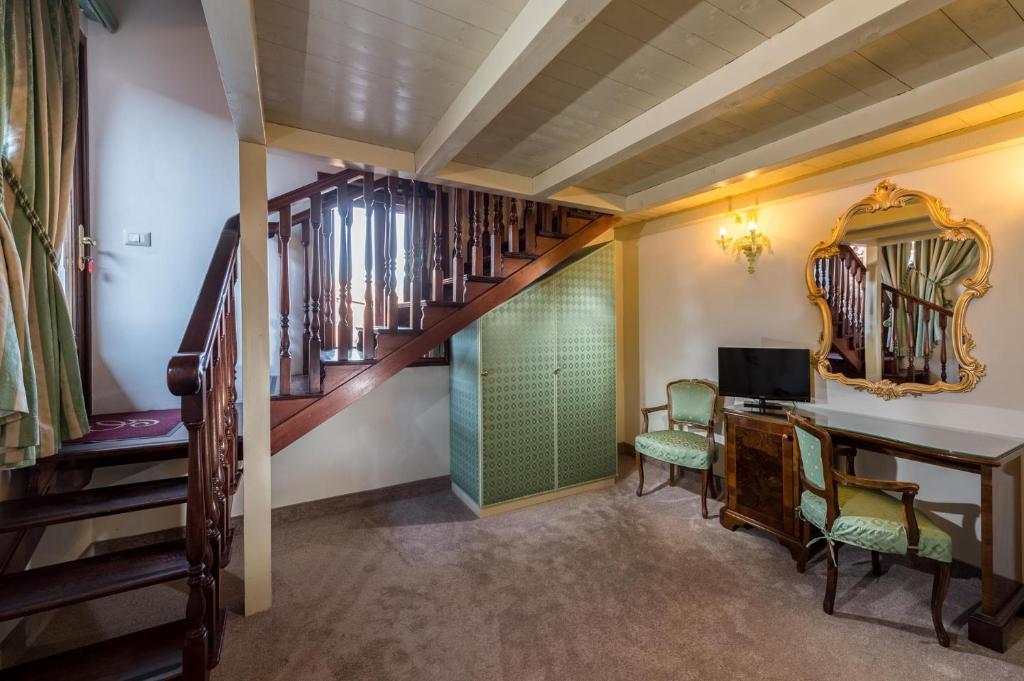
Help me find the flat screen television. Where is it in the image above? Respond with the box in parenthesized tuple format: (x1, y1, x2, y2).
(718, 347, 811, 410)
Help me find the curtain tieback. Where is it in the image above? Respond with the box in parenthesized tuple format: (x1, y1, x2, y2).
(1, 156, 60, 271)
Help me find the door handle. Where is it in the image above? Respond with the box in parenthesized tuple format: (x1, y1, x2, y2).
(553, 367, 561, 375)
(480, 370, 489, 377)
(78, 224, 97, 272)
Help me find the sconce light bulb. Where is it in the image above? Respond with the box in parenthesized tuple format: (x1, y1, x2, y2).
(747, 220, 757, 233)
(719, 226, 728, 236)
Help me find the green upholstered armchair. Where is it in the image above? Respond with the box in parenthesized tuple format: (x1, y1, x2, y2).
(634, 379, 719, 518)
(787, 412, 953, 647)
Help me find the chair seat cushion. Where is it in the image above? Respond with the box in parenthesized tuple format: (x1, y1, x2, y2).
(634, 430, 713, 470)
(800, 486, 952, 563)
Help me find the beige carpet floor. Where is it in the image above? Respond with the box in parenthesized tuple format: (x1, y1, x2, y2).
(18, 455, 1024, 680)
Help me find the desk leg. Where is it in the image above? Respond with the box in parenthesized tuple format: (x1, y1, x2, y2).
(968, 463, 1024, 652)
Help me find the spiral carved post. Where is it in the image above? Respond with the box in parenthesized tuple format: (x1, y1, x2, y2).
(384, 176, 399, 330)
(451, 188, 465, 303)
(491, 195, 503, 277)
(338, 185, 354, 353)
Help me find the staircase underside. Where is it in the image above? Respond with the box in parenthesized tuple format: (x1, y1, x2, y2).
(270, 213, 618, 453)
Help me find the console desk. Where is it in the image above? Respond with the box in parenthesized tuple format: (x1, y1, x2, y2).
(720, 406, 1024, 653)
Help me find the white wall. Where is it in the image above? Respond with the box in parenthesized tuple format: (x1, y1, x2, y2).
(87, 0, 239, 413)
(635, 142, 1024, 565)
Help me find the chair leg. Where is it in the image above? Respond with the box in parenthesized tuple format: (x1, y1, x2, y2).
(700, 469, 710, 519)
(823, 548, 839, 615)
(871, 550, 882, 577)
(635, 451, 645, 497)
(931, 561, 951, 647)
(669, 464, 676, 486)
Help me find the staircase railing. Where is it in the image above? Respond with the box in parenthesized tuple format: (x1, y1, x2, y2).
(267, 169, 591, 396)
(881, 283, 953, 382)
(166, 215, 240, 679)
(814, 244, 867, 371)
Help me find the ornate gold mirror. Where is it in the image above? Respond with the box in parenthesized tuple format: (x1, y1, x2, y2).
(806, 180, 992, 399)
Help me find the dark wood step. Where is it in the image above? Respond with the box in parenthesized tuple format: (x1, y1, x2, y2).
(0, 540, 189, 622)
(536, 230, 568, 239)
(56, 435, 189, 470)
(0, 478, 187, 533)
(0, 618, 188, 681)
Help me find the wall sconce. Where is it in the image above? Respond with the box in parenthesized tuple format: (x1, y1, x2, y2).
(716, 212, 772, 274)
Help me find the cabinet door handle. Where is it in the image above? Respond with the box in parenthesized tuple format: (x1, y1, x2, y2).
(553, 367, 561, 375)
(480, 370, 489, 377)
(781, 433, 792, 441)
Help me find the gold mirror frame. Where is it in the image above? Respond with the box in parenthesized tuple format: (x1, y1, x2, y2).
(806, 180, 992, 400)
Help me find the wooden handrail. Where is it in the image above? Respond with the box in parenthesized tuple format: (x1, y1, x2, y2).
(167, 215, 240, 397)
(268, 168, 361, 213)
(881, 283, 952, 317)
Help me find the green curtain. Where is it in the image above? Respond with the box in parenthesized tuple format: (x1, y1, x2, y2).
(880, 238, 978, 359)
(879, 242, 910, 358)
(0, 0, 88, 469)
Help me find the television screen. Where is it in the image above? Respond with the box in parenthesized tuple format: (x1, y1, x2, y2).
(718, 347, 811, 403)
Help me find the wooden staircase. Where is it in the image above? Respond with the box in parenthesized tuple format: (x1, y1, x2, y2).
(264, 170, 617, 453)
(1, 213, 241, 678)
(0, 169, 614, 678)
(815, 244, 866, 378)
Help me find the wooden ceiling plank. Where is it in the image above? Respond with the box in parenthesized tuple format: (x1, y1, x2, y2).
(414, 0, 615, 177)
(625, 45, 1024, 214)
(532, 0, 950, 196)
(943, 0, 1024, 57)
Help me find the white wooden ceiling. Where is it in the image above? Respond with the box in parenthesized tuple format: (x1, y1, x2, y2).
(242, 0, 1024, 219)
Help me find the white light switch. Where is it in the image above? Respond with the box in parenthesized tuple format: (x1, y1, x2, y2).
(124, 231, 152, 247)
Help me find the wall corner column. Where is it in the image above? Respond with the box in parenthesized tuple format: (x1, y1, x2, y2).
(239, 140, 272, 615)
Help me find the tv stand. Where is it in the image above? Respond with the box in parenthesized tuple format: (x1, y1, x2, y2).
(741, 398, 784, 414)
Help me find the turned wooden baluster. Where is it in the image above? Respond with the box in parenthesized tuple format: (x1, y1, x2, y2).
(201, 359, 221, 660)
(384, 176, 399, 330)
(301, 219, 311, 375)
(277, 205, 292, 395)
(452, 187, 465, 302)
(338, 185, 354, 352)
(223, 266, 239, 496)
(491, 195, 503, 277)
(508, 197, 520, 253)
(557, 205, 567, 234)
(402, 182, 413, 306)
(373, 184, 386, 328)
(431, 185, 445, 302)
(308, 192, 323, 392)
(524, 200, 537, 253)
(182, 393, 210, 681)
(479, 193, 492, 277)
(922, 306, 932, 379)
(905, 299, 915, 380)
(542, 202, 554, 235)
(939, 314, 948, 382)
(466, 191, 479, 276)
(322, 196, 337, 350)
(409, 181, 424, 330)
(363, 172, 376, 358)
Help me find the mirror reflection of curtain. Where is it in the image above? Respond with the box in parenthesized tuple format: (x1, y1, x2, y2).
(880, 237, 978, 358)
(880, 242, 910, 357)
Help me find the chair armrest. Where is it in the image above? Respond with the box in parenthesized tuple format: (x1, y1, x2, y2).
(641, 404, 667, 433)
(833, 471, 919, 495)
(833, 472, 921, 553)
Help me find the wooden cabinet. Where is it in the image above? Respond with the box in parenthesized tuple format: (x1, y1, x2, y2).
(449, 246, 617, 515)
(720, 409, 813, 566)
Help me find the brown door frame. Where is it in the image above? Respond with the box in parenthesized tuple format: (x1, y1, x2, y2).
(69, 32, 93, 415)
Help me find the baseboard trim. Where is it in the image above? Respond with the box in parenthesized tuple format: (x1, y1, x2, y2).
(452, 477, 616, 517)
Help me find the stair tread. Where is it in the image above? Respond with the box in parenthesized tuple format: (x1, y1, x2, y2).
(0, 618, 189, 681)
(373, 327, 420, 336)
(443, 274, 503, 285)
(0, 540, 189, 622)
(0, 478, 187, 533)
(536, 230, 568, 239)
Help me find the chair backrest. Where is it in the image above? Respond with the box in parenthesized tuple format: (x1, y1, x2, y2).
(787, 412, 834, 495)
(667, 379, 718, 429)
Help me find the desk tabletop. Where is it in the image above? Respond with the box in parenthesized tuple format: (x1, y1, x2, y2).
(725, 405, 1024, 468)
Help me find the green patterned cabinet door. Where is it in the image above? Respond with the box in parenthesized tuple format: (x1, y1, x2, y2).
(555, 246, 617, 488)
(449, 322, 481, 504)
(480, 279, 557, 505)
